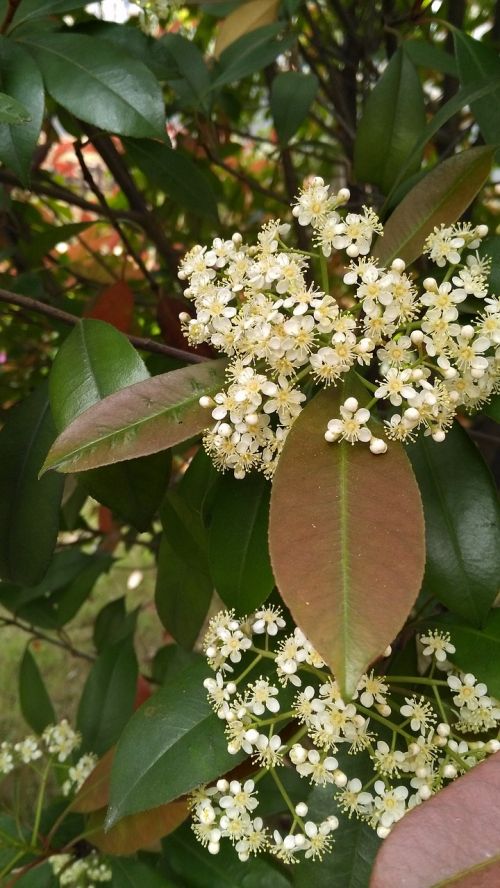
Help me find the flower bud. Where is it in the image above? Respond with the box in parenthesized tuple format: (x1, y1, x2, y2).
(391, 258, 406, 273)
(295, 802, 308, 817)
(443, 763, 457, 779)
(344, 397, 359, 413)
(370, 437, 387, 455)
(410, 329, 424, 345)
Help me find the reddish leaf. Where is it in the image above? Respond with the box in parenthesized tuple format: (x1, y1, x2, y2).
(133, 675, 152, 710)
(88, 799, 189, 855)
(42, 359, 226, 474)
(73, 747, 115, 813)
(86, 281, 134, 333)
(370, 753, 500, 888)
(269, 387, 424, 697)
(157, 294, 213, 359)
(374, 146, 493, 265)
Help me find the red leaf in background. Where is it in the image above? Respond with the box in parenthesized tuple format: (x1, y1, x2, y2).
(133, 675, 152, 710)
(157, 294, 214, 358)
(86, 281, 134, 333)
(370, 752, 500, 888)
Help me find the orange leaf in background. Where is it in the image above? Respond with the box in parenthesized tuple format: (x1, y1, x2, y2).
(157, 294, 213, 359)
(215, 0, 280, 56)
(86, 281, 134, 333)
(133, 675, 152, 710)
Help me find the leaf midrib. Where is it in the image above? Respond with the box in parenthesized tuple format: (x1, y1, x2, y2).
(46, 378, 220, 471)
(338, 442, 351, 691)
(432, 849, 500, 887)
(19, 35, 158, 135)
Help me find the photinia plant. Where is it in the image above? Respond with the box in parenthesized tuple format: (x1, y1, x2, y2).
(0, 1, 500, 886)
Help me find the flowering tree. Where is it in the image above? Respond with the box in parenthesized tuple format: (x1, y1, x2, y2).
(1, 0, 500, 885)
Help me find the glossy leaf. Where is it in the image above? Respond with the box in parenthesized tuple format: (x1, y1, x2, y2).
(269, 387, 425, 697)
(209, 473, 274, 613)
(485, 394, 500, 423)
(162, 822, 292, 887)
(9, 0, 88, 27)
(89, 800, 188, 855)
(0, 384, 63, 586)
(407, 423, 500, 625)
(111, 858, 174, 887)
(455, 31, 500, 146)
(153, 32, 210, 109)
(0, 39, 43, 183)
(404, 38, 458, 76)
(125, 138, 218, 220)
(43, 359, 226, 474)
(77, 638, 138, 756)
(215, 0, 281, 56)
(374, 146, 494, 265)
(212, 24, 294, 90)
(479, 235, 500, 295)
(19, 647, 56, 734)
(50, 320, 149, 431)
(152, 644, 203, 685)
(271, 71, 318, 144)
(354, 48, 426, 194)
(93, 597, 138, 654)
(50, 319, 170, 529)
(156, 491, 213, 649)
(0, 90, 30, 123)
(107, 659, 245, 826)
(21, 32, 165, 138)
(370, 752, 500, 887)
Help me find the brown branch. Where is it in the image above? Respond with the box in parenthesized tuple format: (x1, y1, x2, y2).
(0, 0, 21, 33)
(0, 287, 207, 363)
(0, 616, 96, 663)
(0, 168, 143, 224)
(74, 139, 160, 293)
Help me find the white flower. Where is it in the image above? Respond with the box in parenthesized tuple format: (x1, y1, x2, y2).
(246, 678, 280, 716)
(62, 753, 97, 796)
(400, 697, 436, 733)
(355, 671, 389, 708)
(219, 780, 259, 817)
(325, 399, 372, 444)
(42, 720, 81, 762)
(447, 673, 488, 711)
(14, 736, 42, 764)
(0, 742, 14, 775)
(252, 606, 286, 636)
(419, 630, 456, 662)
(375, 368, 416, 407)
(373, 781, 408, 829)
(332, 207, 382, 258)
(424, 225, 465, 266)
(295, 749, 339, 785)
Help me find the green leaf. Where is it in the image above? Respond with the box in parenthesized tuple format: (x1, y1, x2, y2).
(485, 394, 500, 423)
(479, 235, 500, 295)
(155, 490, 213, 649)
(9, 0, 88, 29)
(111, 858, 175, 888)
(435, 611, 500, 700)
(209, 473, 274, 613)
(269, 386, 425, 697)
(407, 423, 500, 626)
(77, 637, 138, 756)
(152, 644, 203, 685)
(374, 146, 494, 265)
(454, 31, 500, 147)
(162, 822, 292, 887)
(19, 647, 56, 734)
(211, 24, 295, 90)
(271, 71, 318, 144)
(354, 48, 426, 194)
(20, 222, 92, 266)
(43, 359, 227, 474)
(125, 138, 218, 221)
(14, 862, 58, 887)
(404, 38, 458, 76)
(370, 753, 500, 888)
(50, 319, 170, 530)
(107, 659, 244, 826)
(20, 32, 165, 138)
(0, 384, 63, 586)
(0, 90, 30, 124)
(0, 38, 43, 183)
(152, 32, 210, 109)
(93, 597, 138, 654)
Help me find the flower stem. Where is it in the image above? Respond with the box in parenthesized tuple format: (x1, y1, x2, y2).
(31, 760, 51, 847)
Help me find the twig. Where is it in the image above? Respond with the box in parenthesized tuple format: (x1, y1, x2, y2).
(0, 0, 21, 33)
(74, 139, 160, 293)
(0, 616, 95, 663)
(0, 287, 207, 363)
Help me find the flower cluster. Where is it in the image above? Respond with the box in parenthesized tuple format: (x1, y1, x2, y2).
(0, 719, 96, 797)
(179, 177, 499, 477)
(49, 851, 111, 886)
(189, 609, 500, 863)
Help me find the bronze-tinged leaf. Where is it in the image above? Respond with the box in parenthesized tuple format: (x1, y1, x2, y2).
(370, 753, 500, 888)
(72, 746, 114, 813)
(88, 800, 189, 855)
(215, 0, 280, 57)
(374, 146, 493, 265)
(42, 359, 226, 474)
(269, 388, 425, 698)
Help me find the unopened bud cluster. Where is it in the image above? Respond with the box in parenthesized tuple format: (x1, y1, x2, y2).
(188, 609, 500, 863)
(178, 177, 499, 478)
(49, 851, 111, 886)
